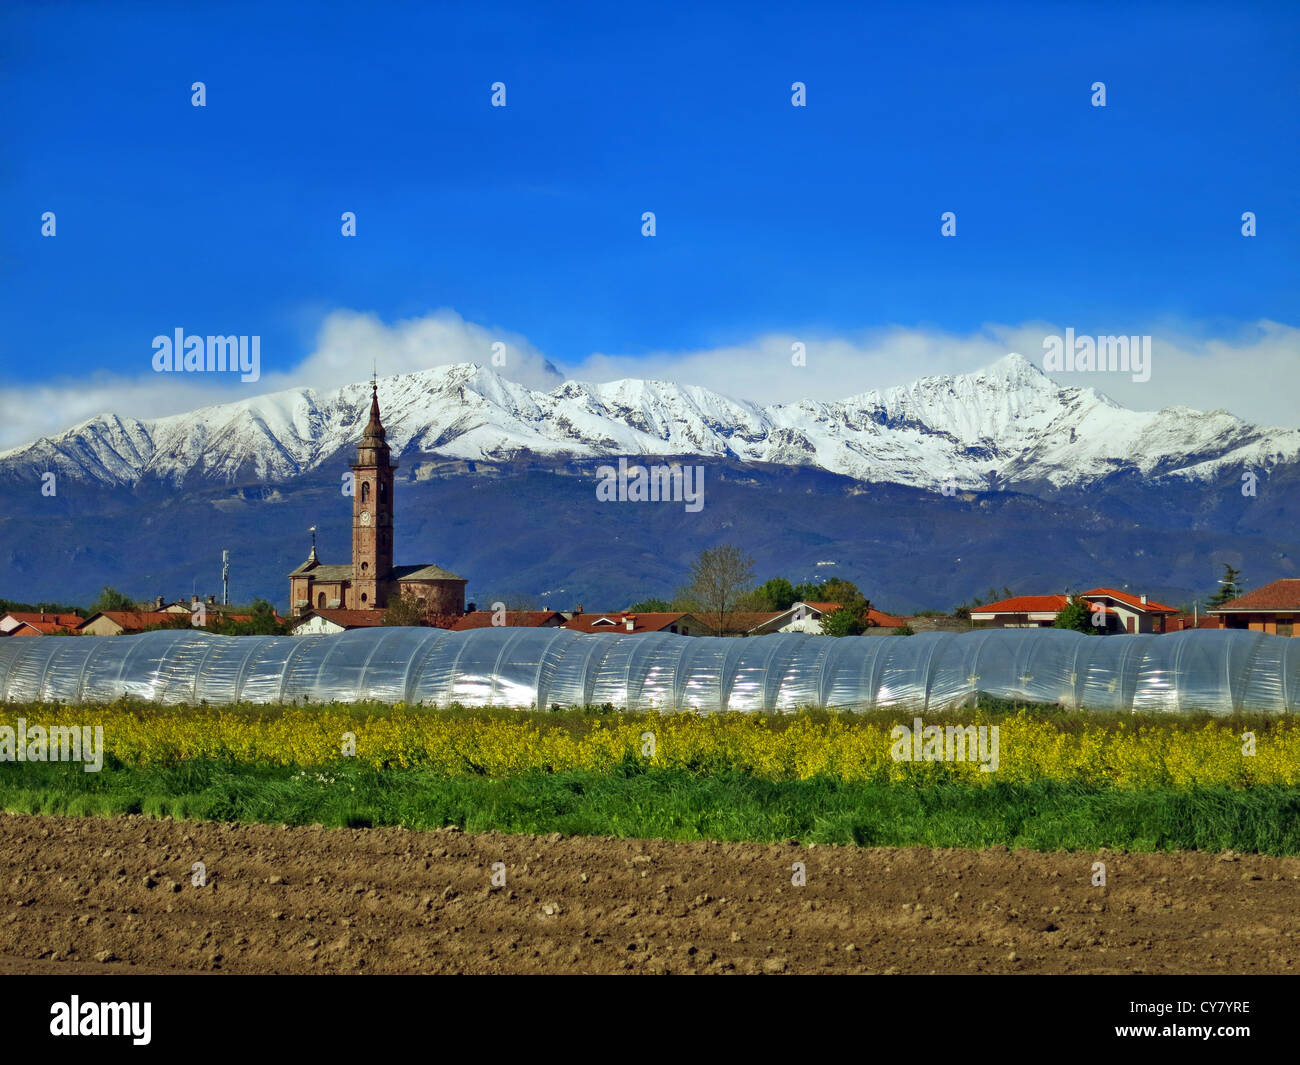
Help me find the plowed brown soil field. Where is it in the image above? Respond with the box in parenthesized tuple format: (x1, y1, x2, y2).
(1, 813, 1296, 974)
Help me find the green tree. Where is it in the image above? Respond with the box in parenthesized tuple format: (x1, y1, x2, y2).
(754, 578, 797, 611)
(819, 578, 863, 604)
(244, 598, 283, 635)
(1053, 598, 1100, 634)
(0, 598, 83, 617)
(1206, 564, 1244, 609)
(628, 597, 672, 612)
(792, 577, 862, 606)
(202, 599, 286, 635)
(821, 605, 866, 637)
(90, 585, 136, 613)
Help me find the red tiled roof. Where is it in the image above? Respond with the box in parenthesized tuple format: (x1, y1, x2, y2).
(90, 611, 187, 631)
(801, 601, 907, 627)
(451, 611, 566, 630)
(1082, 588, 1178, 614)
(742, 603, 906, 631)
(6, 618, 83, 634)
(8, 621, 68, 635)
(1209, 579, 1300, 613)
(300, 609, 387, 628)
(2, 612, 84, 629)
(1165, 615, 1222, 631)
(864, 608, 908, 628)
(564, 612, 697, 634)
(970, 595, 1070, 615)
(730, 611, 786, 632)
(86, 610, 264, 632)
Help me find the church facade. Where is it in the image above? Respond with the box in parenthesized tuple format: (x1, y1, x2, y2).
(288, 382, 466, 618)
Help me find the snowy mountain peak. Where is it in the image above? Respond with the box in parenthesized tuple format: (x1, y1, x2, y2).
(2, 356, 1297, 493)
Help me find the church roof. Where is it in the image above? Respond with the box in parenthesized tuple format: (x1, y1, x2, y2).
(392, 563, 466, 583)
(288, 562, 465, 581)
(288, 561, 353, 579)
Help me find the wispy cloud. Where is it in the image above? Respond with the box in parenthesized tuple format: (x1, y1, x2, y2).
(1, 311, 1296, 450)
(570, 320, 1300, 424)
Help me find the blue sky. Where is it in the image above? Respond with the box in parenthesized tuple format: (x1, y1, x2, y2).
(1, 0, 1297, 443)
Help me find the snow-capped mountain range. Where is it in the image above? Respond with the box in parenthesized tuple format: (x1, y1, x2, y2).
(3, 353, 1297, 491)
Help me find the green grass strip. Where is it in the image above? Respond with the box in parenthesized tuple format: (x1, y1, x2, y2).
(3, 760, 1299, 854)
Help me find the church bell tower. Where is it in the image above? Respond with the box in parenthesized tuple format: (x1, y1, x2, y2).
(350, 378, 396, 608)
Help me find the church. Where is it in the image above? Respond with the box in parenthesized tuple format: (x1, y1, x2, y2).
(288, 380, 466, 618)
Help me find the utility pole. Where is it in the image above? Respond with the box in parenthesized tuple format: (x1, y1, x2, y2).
(222, 550, 230, 606)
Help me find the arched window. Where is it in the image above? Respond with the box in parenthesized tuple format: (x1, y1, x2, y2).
(317, 592, 325, 609)
(360, 593, 368, 604)
(361, 562, 368, 573)
(361, 482, 370, 503)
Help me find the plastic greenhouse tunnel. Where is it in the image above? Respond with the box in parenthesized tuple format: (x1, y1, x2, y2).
(1, 627, 1298, 714)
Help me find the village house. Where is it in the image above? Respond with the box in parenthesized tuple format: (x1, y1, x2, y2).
(288, 609, 389, 636)
(968, 594, 1070, 628)
(0, 611, 84, 636)
(452, 610, 567, 631)
(1078, 588, 1180, 634)
(563, 610, 713, 636)
(741, 601, 908, 636)
(288, 380, 466, 618)
(153, 594, 257, 618)
(78, 610, 185, 636)
(970, 588, 1179, 633)
(1208, 578, 1300, 636)
(1163, 613, 1223, 633)
(77, 604, 270, 635)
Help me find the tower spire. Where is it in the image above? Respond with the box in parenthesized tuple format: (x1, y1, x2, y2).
(362, 371, 385, 444)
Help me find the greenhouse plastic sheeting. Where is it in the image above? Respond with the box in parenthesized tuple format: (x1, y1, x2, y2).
(1, 627, 1298, 714)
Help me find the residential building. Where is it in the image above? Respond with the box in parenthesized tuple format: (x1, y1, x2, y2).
(1209, 579, 1300, 636)
(451, 610, 567, 631)
(0, 611, 84, 636)
(79, 610, 187, 636)
(563, 611, 713, 635)
(289, 609, 388, 636)
(1081, 588, 1179, 634)
(970, 589, 1178, 633)
(969, 595, 1071, 628)
(78, 609, 263, 635)
(1164, 614, 1222, 633)
(744, 601, 907, 635)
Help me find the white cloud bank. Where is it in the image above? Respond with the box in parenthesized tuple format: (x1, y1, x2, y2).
(1, 310, 1296, 450)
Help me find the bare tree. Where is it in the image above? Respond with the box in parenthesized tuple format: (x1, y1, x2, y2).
(383, 591, 460, 629)
(382, 591, 427, 627)
(682, 545, 755, 636)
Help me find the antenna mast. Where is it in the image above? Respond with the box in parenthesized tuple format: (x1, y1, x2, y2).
(222, 549, 230, 606)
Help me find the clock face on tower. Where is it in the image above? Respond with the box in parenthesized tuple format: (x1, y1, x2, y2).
(359, 510, 371, 526)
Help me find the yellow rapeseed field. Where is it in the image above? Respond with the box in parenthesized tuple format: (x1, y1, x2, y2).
(2, 706, 1297, 788)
